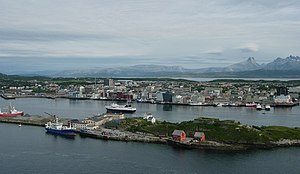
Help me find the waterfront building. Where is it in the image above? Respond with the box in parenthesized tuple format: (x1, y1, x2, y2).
(156, 91, 165, 102)
(162, 91, 173, 103)
(194, 132, 205, 142)
(191, 92, 205, 103)
(172, 130, 186, 142)
(274, 95, 293, 104)
(172, 95, 182, 103)
(68, 91, 80, 98)
(276, 87, 288, 96)
(79, 86, 85, 98)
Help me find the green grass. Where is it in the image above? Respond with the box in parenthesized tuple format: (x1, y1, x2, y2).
(119, 117, 300, 144)
(261, 126, 300, 141)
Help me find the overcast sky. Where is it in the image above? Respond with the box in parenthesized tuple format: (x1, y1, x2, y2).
(0, 0, 300, 73)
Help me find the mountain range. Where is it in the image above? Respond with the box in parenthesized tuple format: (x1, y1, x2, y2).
(24, 55, 300, 78)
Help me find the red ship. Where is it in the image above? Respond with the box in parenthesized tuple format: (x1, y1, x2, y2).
(0, 105, 24, 117)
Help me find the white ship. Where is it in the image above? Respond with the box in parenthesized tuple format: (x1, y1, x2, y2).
(105, 103, 136, 113)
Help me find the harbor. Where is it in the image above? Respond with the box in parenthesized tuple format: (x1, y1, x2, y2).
(1, 122, 300, 174)
(2, 112, 300, 151)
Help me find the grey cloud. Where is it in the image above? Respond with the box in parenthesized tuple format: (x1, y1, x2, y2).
(0, 48, 46, 56)
(0, 28, 116, 42)
(237, 43, 259, 53)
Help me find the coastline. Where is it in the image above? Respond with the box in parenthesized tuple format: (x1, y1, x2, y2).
(1, 115, 300, 151)
(1, 94, 299, 108)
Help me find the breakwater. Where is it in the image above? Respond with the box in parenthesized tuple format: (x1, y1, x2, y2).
(2, 115, 300, 151)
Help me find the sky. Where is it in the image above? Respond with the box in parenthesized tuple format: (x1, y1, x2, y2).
(0, 0, 300, 74)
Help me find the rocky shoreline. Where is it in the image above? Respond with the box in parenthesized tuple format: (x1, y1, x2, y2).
(1, 115, 300, 151)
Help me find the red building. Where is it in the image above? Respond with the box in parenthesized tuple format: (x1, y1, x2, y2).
(194, 132, 205, 142)
(172, 130, 186, 141)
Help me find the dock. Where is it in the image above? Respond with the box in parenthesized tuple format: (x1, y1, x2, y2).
(0, 115, 51, 127)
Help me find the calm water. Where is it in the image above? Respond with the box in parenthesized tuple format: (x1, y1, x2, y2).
(1, 98, 300, 173)
(1, 98, 299, 127)
(1, 123, 300, 174)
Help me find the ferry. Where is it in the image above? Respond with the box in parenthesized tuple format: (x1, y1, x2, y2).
(45, 117, 76, 136)
(105, 103, 136, 113)
(0, 105, 23, 117)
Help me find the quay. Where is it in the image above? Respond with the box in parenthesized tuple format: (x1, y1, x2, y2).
(0, 115, 51, 127)
(2, 114, 300, 151)
(2, 93, 299, 108)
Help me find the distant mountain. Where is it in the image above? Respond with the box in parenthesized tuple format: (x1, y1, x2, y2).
(197, 57, 261, 73)
(52, 65, 187, 77)
(20, 55, 300, 78)
(262, 55, 300, 71)
(226, 57, 261, 72)
(198, 69, 300, 78)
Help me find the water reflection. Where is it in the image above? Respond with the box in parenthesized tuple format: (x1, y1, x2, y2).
(162, 104, 173, 111)
(1, 97, 300, 127)
(45, 132, 76, 140)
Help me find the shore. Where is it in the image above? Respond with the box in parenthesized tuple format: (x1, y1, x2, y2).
(1, 94, 299, 108)
(1, 115, 300, 151)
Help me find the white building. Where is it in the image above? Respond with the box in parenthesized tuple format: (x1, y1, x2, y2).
(144, 113, 156, 124)
(274, 95, 293, 104)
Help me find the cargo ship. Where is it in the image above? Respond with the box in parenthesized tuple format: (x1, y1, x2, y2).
(105, 103, 136, 113)
(45, 117, 76, 136)
(0, 105, 24, 117)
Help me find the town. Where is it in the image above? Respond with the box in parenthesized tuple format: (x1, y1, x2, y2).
(1, 75, 300, 108)
(1, 75, 300, 150)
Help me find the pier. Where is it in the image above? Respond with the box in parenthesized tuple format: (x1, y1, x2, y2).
(2, 114, 300, 151)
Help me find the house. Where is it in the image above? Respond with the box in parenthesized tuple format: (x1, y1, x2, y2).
(172, 130, 186, 141)
(194, 132, 205, 142)
(144, 113, 156, 124)
(72, 122, 98, 130)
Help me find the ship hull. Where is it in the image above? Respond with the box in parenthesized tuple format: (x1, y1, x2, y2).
(106, 108, 136, 113)
(0, 112, 23, 117)
(45, 128, 76, 136)
(245, 104, 257, 107)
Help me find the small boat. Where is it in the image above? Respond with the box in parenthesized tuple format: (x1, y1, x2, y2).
(18, 124, 22, 127)
(45, 117, 76, 136)
(0, 105, 24, 117)
(189, 102, 208, 106)
(105, 103, 136, 113)
(217, 103, 224, 107)
(265, 105, 271, 111)
(246, 103, 257, 107)
(256, 104, 262, 110)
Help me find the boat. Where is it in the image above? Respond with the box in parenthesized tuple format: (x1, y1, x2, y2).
(265, 105, 271, 111)
(45, 117, 76, 136)
(246, 103, 257, 107)
(105, 103, 136, 113)
(0, 105, 24, 117)
(189, 102, 208, 106)
(216, 103, 224, 107)
(256, 104, 262, 110)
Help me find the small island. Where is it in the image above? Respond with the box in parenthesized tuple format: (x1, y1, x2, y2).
(1, 114, 300, 150)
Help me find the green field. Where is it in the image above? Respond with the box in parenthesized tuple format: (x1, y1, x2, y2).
(118, 117, 300, 144)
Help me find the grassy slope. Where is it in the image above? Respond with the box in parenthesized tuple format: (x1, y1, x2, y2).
(118, 117, 300, 144)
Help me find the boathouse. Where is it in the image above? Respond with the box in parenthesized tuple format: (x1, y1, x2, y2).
(194, 132, 205, 142)
(172, 130, 186, 141)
